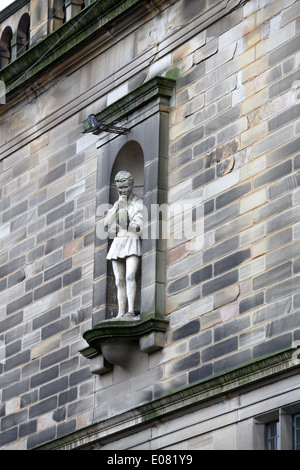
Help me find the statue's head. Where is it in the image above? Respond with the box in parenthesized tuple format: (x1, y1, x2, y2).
(115, 171, 134, 185)
(115, 171, 134, 197)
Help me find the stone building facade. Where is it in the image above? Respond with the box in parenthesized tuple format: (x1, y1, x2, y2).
(0, 0, 300, 450)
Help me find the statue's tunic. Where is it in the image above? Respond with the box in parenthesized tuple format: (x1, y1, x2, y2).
(105, 194, 143, 260)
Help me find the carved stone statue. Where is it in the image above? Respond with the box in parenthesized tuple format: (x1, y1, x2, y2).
(105, 171, 143, 318)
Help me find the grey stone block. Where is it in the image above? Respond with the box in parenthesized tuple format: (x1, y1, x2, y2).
(178, 62, 205, 89)
(253, 193, 292, 223)
(34, 278, 62, 301)
(192, 166, 215, 189)
(268, 104, 300, 133)
(2, 377, 29, 402)
(69, 367, 91, 387)
(10, 209, 37, 232)
(188, 363, 212, 384)
(172, 319, 200, 341)
(253, 262, 292, 291)
(27, 426, 56, 449)
(169, 148, 192, 171)
(7, 269, 26, 288)
(268, 136, 300, 166)
(30, 366, 59, 388)
(0, 311, 23, 334)
(36, 221, 64, 244)
(204, 202, 239, 232)
(4, 350, 31, 372)
(267, 206, 300, 234)
(170, 156, 204, 185)
(215, 213, 251, 242)
(202, 269, 238, 296)
(266, 240, 300, 269)
(2, 201, 28, 223)
(38, 192, 65, 216)
(239, 292, 264, 315)
(58, 387, 78, 407)
(252, 333, 292, 359)
(214, 349, 251, 375)
(267, 171, 300, 200)
(27, 245, 45, 264)
(46, 201, 75, 225)
(42, 317, 70, 340)
(216, 182, 251, 210)
(193, 136, 215, 156)
(214, 316, 250, 342)
(267, 311, 300, 338)
(266, 275, 300, 303)
(57, 419, 77, 438)
(40, 377, 68, 400)
(189, 329, 212, 351)
(167, 275, 189, 295)
(268, 35, 300, 67)
(44, 259, 72, 282)
(6, 293, 33, 315)
(39, 163, 66, 188)
(171, 125, 204, 154)
(203, 235, 239, 263)
(19, 420, 37, 438)
(0, 256, 25, 279)
(40, 346, 69, 370)
(0, 427, 18, 447)
(254, 159, 292, 189)
(45, 229, 74, 255)
(168, 352, 200, 376)
(202, 336, 238, 363)
(63, 267, 82, 286)
(191, 264, 212, 286)
(204, 105, 241, 137)
(269, 68, 300, 99)
(214, 249, 250, 276)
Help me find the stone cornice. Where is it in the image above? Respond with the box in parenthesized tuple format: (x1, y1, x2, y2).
(0, 0, 150, 98)
(0, 0, 29, 23)
(82, 76, 176, 134)
(35, 345, 300, 450)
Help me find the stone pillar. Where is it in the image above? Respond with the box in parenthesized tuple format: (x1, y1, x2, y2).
(65, 0, 83, 21)
(30, 0, 49, 45)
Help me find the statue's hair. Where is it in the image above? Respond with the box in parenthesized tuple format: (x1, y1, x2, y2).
(114, 171, 134, 185)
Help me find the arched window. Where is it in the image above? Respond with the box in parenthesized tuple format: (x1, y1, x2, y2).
(17, 13, 30, 57)
(0, 27, 12, 69)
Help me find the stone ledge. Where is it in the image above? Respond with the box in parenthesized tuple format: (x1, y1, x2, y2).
(35, 345, 300, 449)
(80, 312, 169, 371)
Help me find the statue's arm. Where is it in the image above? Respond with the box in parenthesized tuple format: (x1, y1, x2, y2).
(104, 202, 118, 228)
(128, 199, 143, 233)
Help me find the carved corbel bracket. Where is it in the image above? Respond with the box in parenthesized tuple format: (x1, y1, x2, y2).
(80, 313, 169, 374)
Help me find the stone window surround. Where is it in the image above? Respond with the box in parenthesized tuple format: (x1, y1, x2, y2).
(253, 402, 300, 450)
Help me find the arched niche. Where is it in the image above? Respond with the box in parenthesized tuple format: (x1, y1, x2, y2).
(17, 13, 30, 57)
(106, 141, 144, 319)
(0, 27, 12, 69)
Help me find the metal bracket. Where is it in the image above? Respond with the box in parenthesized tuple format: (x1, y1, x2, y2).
(87, 114, 130, 135)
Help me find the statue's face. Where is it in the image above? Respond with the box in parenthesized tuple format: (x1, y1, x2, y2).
(116, 180, 133, 198)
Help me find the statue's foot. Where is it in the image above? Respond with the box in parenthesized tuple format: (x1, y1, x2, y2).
(116, 313, 126, 318)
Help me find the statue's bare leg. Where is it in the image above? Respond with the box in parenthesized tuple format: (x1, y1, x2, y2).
(125, 255, 140, 314)
(112, 259, 126, 317)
